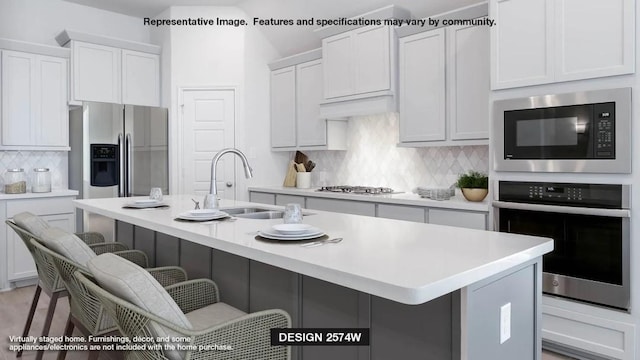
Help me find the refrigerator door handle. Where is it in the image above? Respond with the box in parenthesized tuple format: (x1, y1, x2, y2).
(118, 133, 125, 197)
(126, 133, 132, 197)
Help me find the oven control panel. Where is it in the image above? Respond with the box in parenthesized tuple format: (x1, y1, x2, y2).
(499, 181, 624, 209)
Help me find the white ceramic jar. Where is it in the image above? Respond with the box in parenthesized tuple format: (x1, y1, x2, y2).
(32, 168, 52, 193)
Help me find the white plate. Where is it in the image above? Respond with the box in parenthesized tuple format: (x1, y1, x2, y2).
(189, 209, 224, 217)
(258, 227, 324, 240)
(271, 223, 313, 235)
(176, 211, 229, 221)
(135, 199, 159, 204)
(124, 202, 167, 209)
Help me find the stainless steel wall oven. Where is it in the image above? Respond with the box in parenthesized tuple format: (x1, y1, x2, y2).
(494, 181, 630, 311)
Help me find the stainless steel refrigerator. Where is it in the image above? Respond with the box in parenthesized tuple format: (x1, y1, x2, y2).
(69, 102, 169, 240)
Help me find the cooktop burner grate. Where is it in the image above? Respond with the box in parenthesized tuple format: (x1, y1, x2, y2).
(317, 185, 396, 195)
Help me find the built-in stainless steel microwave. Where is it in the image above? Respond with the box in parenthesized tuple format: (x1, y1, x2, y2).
(494, 88, 631, 173)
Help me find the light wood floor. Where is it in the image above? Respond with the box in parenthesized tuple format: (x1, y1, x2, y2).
(0, 285, 576, 360)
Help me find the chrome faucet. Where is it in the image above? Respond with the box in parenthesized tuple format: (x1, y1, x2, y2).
(204, 148, 253, 209)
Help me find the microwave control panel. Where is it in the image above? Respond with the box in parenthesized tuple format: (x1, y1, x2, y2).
(594, 102, 615, 158)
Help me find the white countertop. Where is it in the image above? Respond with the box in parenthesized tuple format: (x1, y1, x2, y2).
(0, 189, 78, 200)
(74, 195, 552, 305)
(248, 186, 490, 212)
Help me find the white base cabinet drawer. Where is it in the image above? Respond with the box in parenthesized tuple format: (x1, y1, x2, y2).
(249, 192, 276, 205)
(275, 194, 305, 207)
(428, 208, 487, 230)
(377, 204, 426, 223)
(7, 197, 75, 217)
(306, 198, 376, 217)
(542, 297, 636, 360)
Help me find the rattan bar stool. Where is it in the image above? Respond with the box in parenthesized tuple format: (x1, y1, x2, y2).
(29, 236, 187, 360)
(78, 253, 292, 360)
(7, 212, 147, 360)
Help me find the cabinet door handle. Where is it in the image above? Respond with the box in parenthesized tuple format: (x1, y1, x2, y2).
(226, 182, 233, 188)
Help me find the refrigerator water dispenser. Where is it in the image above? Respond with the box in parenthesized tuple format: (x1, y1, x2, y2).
(90, 144, 119, 187)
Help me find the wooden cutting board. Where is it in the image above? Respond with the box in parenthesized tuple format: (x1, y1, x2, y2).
(283, 161, 297, 187)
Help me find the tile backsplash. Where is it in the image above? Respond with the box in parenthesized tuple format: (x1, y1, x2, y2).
(0, 151, 68, 191)
(306, 113, 489, 191)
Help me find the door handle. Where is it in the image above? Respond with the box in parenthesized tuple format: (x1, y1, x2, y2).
(118, 133, 124, 197)
(226, 182, 233, 188)
(126, 133, 132, 197)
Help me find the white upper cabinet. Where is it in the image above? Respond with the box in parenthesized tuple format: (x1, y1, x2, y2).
(296, 59, 326, 147)
(398, 28, 446, 143)
(491, 0, 634, 89)
(323, 25, 393, 99)
(269, 50, 347, 151)
(448, 22, 490, 140)
(270, 66, 297, 148)
(398, 19, 489, 146)
(353, 25, 391, 95)
(323, 33, 353, 99)
(58, 31, 161, 107)
(122, 49, 160, 107)
(1, 50, 68, 149)
(554, 0, 635, 82)
(72, 41, 121, 103)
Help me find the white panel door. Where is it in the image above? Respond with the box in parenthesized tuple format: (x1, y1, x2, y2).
(1, 50, 35, 146)
(555, 0, 635, 81)
(180, 89, 235, 200)
(491, 0, 554, 89)
(37, 55, 68, 146)
(448, 22, 490, 140)
(73, 41, 121, 103)
(296, 59, 325, 147)
(398, 28, 446, 143)
(270, 66, 296, 148)
(353, 25, 391, 94)
(122, 50, 160, 106)
(322, 33, 353, 99)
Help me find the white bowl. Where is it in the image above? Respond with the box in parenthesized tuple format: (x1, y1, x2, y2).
(272, 223, 313, 235)
(189, 209, 222, 217)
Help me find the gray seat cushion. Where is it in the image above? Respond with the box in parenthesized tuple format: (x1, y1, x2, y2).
(39, 227, 96, 266)
(87, 253, 192, 360)
(185, 302, 246, 331)
(13, 212, 50, 238)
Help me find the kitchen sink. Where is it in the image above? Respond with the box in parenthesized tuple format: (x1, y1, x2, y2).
(219, 207, 313, 219)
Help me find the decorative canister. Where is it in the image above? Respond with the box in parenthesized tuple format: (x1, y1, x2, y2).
(4, 168, 27, 194)
(32, 168, 52, 193)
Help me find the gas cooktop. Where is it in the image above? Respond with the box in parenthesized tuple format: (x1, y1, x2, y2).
(316, 186, 400, 195)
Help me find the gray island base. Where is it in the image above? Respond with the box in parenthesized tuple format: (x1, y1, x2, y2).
(74, 196, 551, 360)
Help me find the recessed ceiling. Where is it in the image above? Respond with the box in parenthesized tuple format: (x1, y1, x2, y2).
(62, 0, 482, 56)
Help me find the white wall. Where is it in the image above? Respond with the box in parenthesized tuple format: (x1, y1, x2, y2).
(155, 6, 288, 200)
(0, 0, 150, 46)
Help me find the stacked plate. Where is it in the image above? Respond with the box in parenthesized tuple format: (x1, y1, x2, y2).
(176, 209, 229, 221)
(123, 199, 168, 209)
(258, 224, 325, 241)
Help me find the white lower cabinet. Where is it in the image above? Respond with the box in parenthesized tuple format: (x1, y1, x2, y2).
(542, 296, 636, 360)
(306, 197, 376, 217)
(377, 204, 426, 223)
(2, 196, 76, 286)
(428, 208, 487, 230)
(249, 191, 488, 230)
(249, 192, 276, 205)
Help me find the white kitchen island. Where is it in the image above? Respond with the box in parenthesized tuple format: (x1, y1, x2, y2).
(74, 195, 553, 360)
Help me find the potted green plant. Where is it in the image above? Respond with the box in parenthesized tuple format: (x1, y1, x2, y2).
(456, 171, 489, 202)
